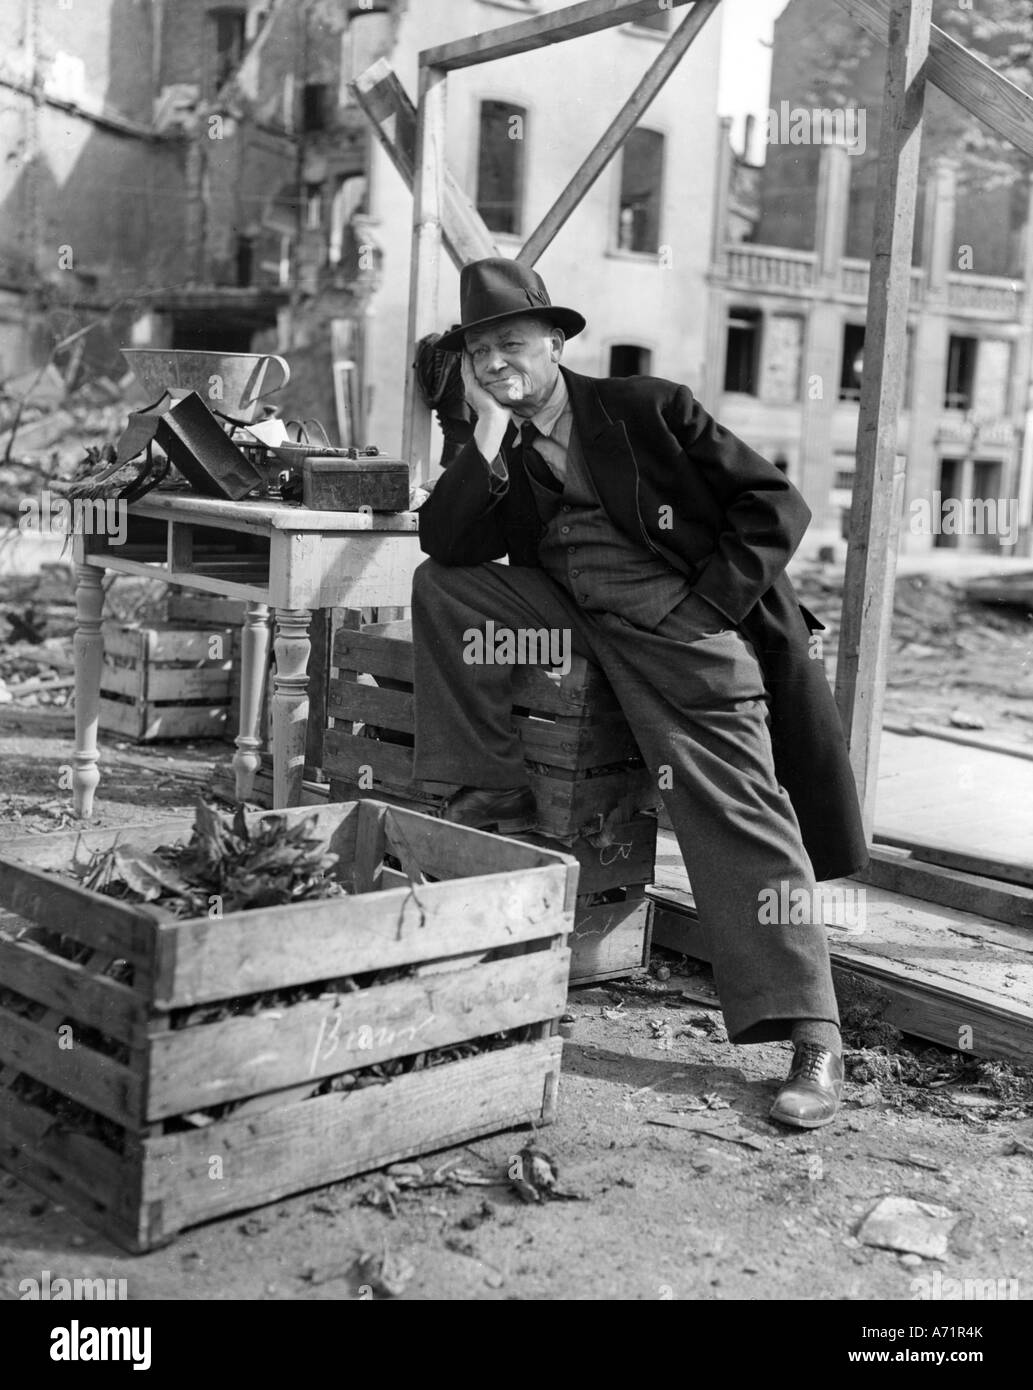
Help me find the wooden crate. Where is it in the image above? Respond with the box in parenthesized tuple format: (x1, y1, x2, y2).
(166, 591, 253, 746)
(571, 886, 652, 984)
(0, 801, 577, 1251)
(99, 622, 236, 742)
(324, 621, 657, 837)
(519, 817, 657, 983)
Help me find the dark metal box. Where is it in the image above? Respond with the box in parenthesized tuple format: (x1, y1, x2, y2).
(302, 456, 410, 512)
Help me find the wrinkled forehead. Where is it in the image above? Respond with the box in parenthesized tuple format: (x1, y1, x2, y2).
(465, 316, 553, 352)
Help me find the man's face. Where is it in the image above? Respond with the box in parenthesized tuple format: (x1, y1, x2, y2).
(465, 316, 563, 415)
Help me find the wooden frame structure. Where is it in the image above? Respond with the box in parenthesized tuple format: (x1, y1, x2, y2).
(352, 0, 1033, 868)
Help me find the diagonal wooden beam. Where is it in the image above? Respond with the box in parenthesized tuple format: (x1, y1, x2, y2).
(421, 0, 694, 72)
(349, 60, 498, 269)
(517, 0, 720, 266)
(835, 0, 932, 837)
(835, 0, 1033, 158)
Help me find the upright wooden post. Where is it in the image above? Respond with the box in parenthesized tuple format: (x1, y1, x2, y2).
(835, 0, 932, 836)
(403, 64, 447, 483)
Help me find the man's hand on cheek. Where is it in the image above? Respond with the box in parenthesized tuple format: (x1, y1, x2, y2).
(463, 351, 512, 464)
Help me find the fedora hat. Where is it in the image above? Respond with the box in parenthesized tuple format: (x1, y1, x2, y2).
(436, 258, 586, 353)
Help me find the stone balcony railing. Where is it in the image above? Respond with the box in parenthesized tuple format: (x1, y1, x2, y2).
(946, 273, 1023, 318)
(724, 245, 815, 291)
(722, 244, 1025, 320)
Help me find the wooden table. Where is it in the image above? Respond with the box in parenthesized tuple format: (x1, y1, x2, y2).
(71, 491, 422, 816)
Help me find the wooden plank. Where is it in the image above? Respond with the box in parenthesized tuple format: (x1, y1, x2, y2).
(873, 833, 1033, 889)
(154, 866, 570, 1007)
(519, 816, 657, 895)
(352, 797, 387, 893)
(102, 665, 230, 702)
(326, 735, 655, 837)
(529, 766, 657, 837)
(900, 721, 1033, 764)
(0, 934, 144, 1046)
(403, 62, 447, 481)
(328, 678, 414, 731)
(0, 1011, 142, 1126)
(518, 1, 720, 264)
(333, 626, 416, 681)
(421, 0, 692, 70)
(145, 667, 231, 701)
(571, 890, 651, 983)
(515, 711, 640, 768)
(97, 697, 145, 741)
(0, 860, 159, 970)
(146, 951, 570, 1119)
(329, 685, 637, 768)
(167, 591, 248, 625)
(99, 626, 145, 662)
(382, 803, 576, 879)
(305, 607, 330, 776)
(348, 60, 499, 270)
(649, 899, 1033, 1063)
(324, 727, 419, 788)
(139, 1040, 562, 1241)
(102, 625, 234, 663)
(0, 803, 358, 871)
(650, 821, 1033, 1057)
(835, 0, 1033, 158)
(862, 849, 1033, 931)
(0, 1085, 124, 1214)
(136, 705, 229, 741)
(875, 731, 1033, 865)
(835, 0, 931, 834)
(333, 623, 618, 714)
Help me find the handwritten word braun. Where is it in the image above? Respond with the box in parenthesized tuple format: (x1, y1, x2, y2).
(308, 1010, 436, 1075)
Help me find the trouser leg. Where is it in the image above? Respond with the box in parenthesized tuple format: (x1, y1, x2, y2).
(584, 605, 840, 1044)
(411, 559, 596, 786)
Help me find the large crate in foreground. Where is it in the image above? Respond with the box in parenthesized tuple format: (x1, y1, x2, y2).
(324, 620, 656, 838)
(0, 801, 577, 1251)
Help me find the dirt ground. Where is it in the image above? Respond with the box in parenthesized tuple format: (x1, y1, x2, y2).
(1, 564, 1032, 1303)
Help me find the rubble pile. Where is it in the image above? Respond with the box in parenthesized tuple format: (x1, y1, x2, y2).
(0, 565, 166, 709)
(794, 563, 1033, 736)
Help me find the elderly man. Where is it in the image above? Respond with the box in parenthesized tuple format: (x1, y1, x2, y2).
(411, 258, 867, 1129)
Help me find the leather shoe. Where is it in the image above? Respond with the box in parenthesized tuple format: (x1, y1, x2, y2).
(441, 786, 536, 833)
(769, 1043, 843, 1129)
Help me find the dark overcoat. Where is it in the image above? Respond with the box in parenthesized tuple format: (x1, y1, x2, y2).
(417, 366, 869, 881)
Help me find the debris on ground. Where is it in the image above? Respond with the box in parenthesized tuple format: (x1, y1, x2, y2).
(792, 565, 1033, 739)
(649, 1112, 769, 1152)
(510, 1145, 561, 1204)
(354, 1242, 415, 1298)
(856, 1195, 961, 1259)
(949, 708, 986, 730)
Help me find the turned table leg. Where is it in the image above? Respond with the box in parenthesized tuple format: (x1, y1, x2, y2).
(271, 607, 311, 808)
(73, 563, 105, 818)
(232, 602, 271, 802)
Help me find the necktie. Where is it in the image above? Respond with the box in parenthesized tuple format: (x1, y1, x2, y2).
(520, 421, 563, 494)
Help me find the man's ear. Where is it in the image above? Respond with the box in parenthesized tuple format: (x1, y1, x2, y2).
(549, 327, 566, 360)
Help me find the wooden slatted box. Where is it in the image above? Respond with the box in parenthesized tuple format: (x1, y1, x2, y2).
(0, 801, 577, 1252)
(520, 817, 657, 983)
(324, 620, 657, 838)
(166, 590, 252, 745)
(99, 621, 236, 743)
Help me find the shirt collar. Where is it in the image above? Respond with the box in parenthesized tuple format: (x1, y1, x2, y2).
(525, 370, 569, 439)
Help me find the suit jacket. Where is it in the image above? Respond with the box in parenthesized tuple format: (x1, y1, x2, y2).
(418, 366, 869, 880)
